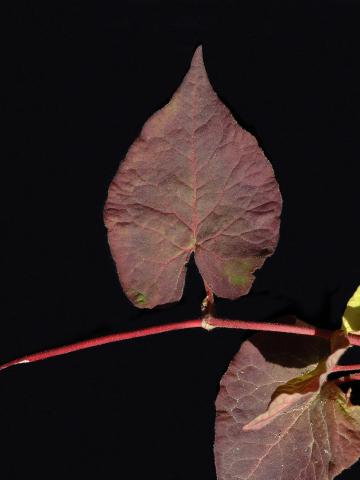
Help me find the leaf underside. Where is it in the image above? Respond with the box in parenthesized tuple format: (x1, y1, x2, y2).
(104, 46, 282, 308)
(215, 332, 360, 480)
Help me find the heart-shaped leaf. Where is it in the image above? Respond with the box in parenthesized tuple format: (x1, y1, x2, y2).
(104, 46, 282, 308)
(214, 332, 360, 480)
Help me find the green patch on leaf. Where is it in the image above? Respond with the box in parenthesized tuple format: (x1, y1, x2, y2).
(224, 260, 254, 288)
(228, 273, 248, 287)
(134, 292, 147, 306)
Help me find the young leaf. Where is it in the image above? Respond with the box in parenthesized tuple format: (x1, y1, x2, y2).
(104, 46, 282, 308)
(342, 285, 360, 334)
(214, 332, 360, 480)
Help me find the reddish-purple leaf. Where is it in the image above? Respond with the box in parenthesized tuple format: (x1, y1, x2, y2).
(104, 46, 282, 308)
(242, 331, 350, 431)
(215, 332, 360, 480)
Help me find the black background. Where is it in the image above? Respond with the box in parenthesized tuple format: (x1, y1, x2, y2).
(3, 1, 360, 479)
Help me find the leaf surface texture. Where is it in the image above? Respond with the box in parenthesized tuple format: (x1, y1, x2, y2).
(215, 332, 360, 480)
(104, 46, 281, 308)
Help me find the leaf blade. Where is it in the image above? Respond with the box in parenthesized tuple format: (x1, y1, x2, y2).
(214, 332, 360, 480)
(104, 46, 281, 308)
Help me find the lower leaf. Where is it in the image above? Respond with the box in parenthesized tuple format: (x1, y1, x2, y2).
(214, 332, 360, 480)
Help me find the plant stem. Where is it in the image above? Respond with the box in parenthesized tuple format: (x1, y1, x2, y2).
(0, 319, 203, 372)
(201, 282, 215, 317)
(206, 317, 360, 347)
(1, 316, 360, 373)
(333, 373, 360, 385)
(331, 364, 360, 373)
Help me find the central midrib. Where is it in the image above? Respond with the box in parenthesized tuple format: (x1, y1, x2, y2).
(190, 78, 199, 245)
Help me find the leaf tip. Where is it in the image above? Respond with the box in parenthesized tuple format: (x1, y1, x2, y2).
(191, 44, 204, 66)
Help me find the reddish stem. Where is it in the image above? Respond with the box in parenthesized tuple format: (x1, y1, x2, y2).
(1, 316, 360, 373)
(207, 317, 360, 346)
(206, 317, 360, 347)
(333, 373, 360, 385)
(331, 364, 360, 373)
(207, 317, 326, 336)
(0, 319, 203, 372)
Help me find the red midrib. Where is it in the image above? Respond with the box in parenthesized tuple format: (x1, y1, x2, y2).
(190, 77, 199, 245)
